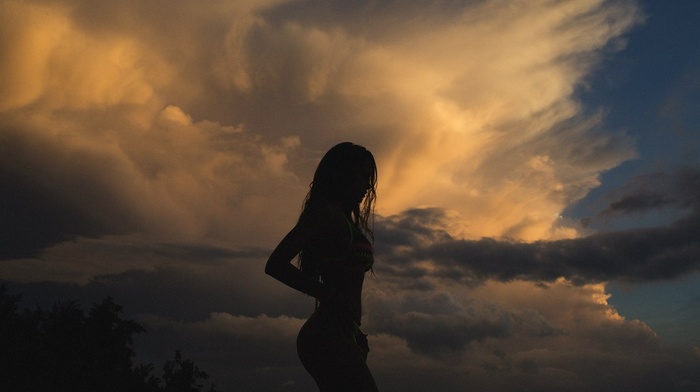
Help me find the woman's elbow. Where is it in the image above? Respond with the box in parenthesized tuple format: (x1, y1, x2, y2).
(264, 260, 281, 278)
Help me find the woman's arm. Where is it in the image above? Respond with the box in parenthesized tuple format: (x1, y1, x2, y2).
(265, 213, 331, 300)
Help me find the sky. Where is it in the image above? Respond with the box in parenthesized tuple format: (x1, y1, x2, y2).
(1, 0, 699, 391)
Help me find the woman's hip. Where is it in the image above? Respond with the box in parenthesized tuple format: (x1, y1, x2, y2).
(296, 310, 368, 361)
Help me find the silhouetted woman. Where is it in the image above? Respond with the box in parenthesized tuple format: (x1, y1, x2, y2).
(265, 142, 379, 391)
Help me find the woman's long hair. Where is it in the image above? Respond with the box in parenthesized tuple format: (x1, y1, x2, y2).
(299, 142, 377, 277)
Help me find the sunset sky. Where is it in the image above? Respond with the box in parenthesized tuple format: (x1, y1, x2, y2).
(2, 0, 699, 391)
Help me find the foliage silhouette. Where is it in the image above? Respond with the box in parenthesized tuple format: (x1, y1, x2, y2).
(0, 284, 221, 392)
(162, 350, 219, 392)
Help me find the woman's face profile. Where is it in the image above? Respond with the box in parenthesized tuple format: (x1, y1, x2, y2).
(347, 159, 373, 206)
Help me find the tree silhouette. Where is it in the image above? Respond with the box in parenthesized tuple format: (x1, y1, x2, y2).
(162, 350, 219, 392)
(0, 284, 221, 392)
(0, 285, 43, 391)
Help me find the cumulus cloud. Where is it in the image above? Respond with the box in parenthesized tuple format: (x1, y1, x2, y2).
(0, 106, 306, 259)
(105, 276, 697, 392)
(0, 0, 313, 260)
(360, 278, 700, 392)
(365, 289, 555, 357)
(1, 0, 642, 260)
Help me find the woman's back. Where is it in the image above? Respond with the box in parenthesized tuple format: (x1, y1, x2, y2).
(301, 201, 373, 325)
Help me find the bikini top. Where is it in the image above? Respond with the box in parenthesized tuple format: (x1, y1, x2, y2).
(301, 212, 374, 276)
(346, 216, 374, 272)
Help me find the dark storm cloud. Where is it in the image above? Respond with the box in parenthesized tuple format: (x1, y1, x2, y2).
(376, 207, 454, 247)
(427, 216, 700, 283)
(0, 167, 112, 259)
(0, 127, 133, 259)
(5, 239, 275, 319)
(366, 291, 558, 357)
(599, 166, 700, 216)
(375, 168, 700, 285)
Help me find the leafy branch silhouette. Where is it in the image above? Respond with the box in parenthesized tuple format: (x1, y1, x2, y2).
(0, 284, 221, 392)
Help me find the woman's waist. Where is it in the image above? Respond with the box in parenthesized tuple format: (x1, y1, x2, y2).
(316, 300, 362, 325)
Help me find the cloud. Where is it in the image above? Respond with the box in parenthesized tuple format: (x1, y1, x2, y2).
(7, 1, 698, 391)
(599, 166, 700, 216)
(1, 0, 643, 262)
(375, 195, 700, 286)
(0, 0, 314, 259)
(365, 289, 556, 358)
(118, 274, 700, 392)
(360, 278, 700, 392)
(0, 1, 170, 111)
(0, 107, 307, 259)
